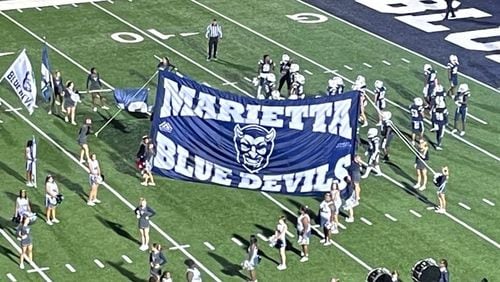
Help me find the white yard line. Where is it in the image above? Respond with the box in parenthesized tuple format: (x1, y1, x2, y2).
(243, 76, 252, 82)
(6, 273, 17, 282)
(52, 5, 59, 9)
(343, 65, 353, 70)
(72, 3, 78, 7)
(35, 7, 42, 11)
(409, 209, 422, 218)
(304, 69, 313, 75)
(94, 259, 105, 269)
(363, 63, 372, 68)
(222, 81, 238, 86)
(360, 217, 373, 226)
(169, 244, 190, 250)
(256, 233, 268, 242)
(294, 0, 500, 94)
(107, 0, 114, 3)
(122, 255, 133, 264)
(482, 198, 495, 206)
(338, 222, 346, 230)
(323, 69, 337, 74)
(65, 263, 76, 272)
(0, 12, 224, 282)
(201, 82, 211, 87)
(0, 229, 52, 282)
(231, 237, 244, 247)
(204, 241, 216, 251)
(17, 8, 23, 12)
(188, 0, 499, 162)
(458, 202, 471, 210)
(382, 60, 391, 66)
(401, 58, 410, 63)
(286, 230, 295, 238)
(179, 32, 199, 37)
(384, 213, 397, 222)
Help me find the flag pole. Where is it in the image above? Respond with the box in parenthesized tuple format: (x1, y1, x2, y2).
(94, 70, 158, 137)
(32, 135, 37, 188)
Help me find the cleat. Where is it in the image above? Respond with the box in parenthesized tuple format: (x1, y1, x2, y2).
(300, 256, 309, 262)
(345, 217, 354, 223)
(87, 201, 96, 206)
(418, 185, 426, 191)
(413, 183, 420, 189)
(460, 131, 465, 136)
(436, 146, 443, 151)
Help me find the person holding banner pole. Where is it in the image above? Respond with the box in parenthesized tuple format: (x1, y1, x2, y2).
(87, 67, 109, 112)
(78, 118, 92, 164)
(63, 81, 80, 125)
(51, 70, 65, 114)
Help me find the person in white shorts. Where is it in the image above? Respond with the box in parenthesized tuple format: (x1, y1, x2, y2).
(242, 235, 259, 282)
(297, 206, 311, 262)
(319, 193, 334, 246)
(331, 181, 342, 235)
(87, 153, 103, 206)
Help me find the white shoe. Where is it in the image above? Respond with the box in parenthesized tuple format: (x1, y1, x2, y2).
(93, 199, 101, 204)
(46, 220, 53, 225)
(435, 208, 444, 214)
(331, 228, 339, 234)
(87, 201, 96, 206)
(324, 240, 333, 246)
(26, 182, 34, 187)
(140, 181, 148, 186)
(361, 173, 369, 179)
(52, 218, 60, 223)
(20, 263, 25, 269)
(61, 108, 67, 113)
(300, 256, 309, 262)
(460, 131, 465, 136)
(412, 141, 416, 146)
(361, 121, 368, 128)
(64, 116, 69, 123)
(277, 264, 287, 271)
(319, 239, 326, 244)
(346, 217, 354, 223)
(436, 146, 443, 151)
(0, 120, 3, 124)
(101, 105, 110, 110)
(71, 121, 77, 125)
(300, 251, 304, 257)
(413, 183, 420, 189)
(418, 185, 426, 191)
(55, 101, 61, 106)
(93, 107, 98, 112)
(139, 244, 149, 251)
(79, 159, 85, 164)
(48, 110, 52, 115)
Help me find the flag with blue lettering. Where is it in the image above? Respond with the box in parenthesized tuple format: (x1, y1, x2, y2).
(114, 88, 149, 113)
(2, 49, 37, 115)
(150, 70, 360, 194)
(41, 43, 52, 102)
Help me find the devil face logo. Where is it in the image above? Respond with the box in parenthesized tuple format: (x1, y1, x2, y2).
(23, 71, 32, 92)
(234, 124, 276, 173)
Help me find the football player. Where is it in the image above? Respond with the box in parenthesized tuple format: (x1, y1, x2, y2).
(290, 64, 305, 99)
(431, 85, 448, 150)
(410, 97, 425, 145)
(258, 73, 276, 99)
(269, 90, 284, 100)
(447, 55, 459, 97)
(361, 128, 381, 178)
(380, 111, 394, 162)
(423, 64, 438, 108)
(326, 76, 344, 96)
(374, 80, 387, 125)
(319, 193, 334, 246)
(452, 83, 469, 136)
(352, 75, 368, 127)
(278, 54, 292, 96)
(256, 55, 275, 97)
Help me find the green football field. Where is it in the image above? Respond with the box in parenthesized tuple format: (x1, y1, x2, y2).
(0, 0, 498, 281)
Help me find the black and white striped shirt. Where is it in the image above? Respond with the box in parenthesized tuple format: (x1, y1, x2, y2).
(206, 23, 222, 38)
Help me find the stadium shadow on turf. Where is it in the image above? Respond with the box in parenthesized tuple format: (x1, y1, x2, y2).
(107, 260, 143, 282)
(95, 215, 141, 245)
(0, 160, 25, 183)
(0, 244, 18, 265)
(207, 252, 249, 280)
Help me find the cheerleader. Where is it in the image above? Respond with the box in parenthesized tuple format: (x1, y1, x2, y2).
(87, 153, 102, 206)
(25, 140, 35, 187)
(273, 216, 288, 270)
(150, 243, 167, 280)
(414, 140, 429, 191)
(331, 181, 342, 235)
(319, 193, 334, 246)
(186, 259, 202, 282)
(141, 143, 156, 186)
(63, 81, 80, 125)
(14, 189, 36, 223)
(242, 235, 259, 281)
(135, 198, 156, 251)
(434, 167, 449, 214)
(297, 206, 311, 262)
(45, 175, 60, 225)
(16, 216, 33, 269)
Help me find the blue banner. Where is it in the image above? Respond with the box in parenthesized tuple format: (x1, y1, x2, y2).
(150, 70, 360, 194)
(41, 44, 52, 102)
(114, 88, 149, 112)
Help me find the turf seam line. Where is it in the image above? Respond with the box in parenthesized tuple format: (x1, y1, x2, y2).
(256, 233, 268, 242)
(35, 7, 42, 11)
(204, 241, 216, 251)
(243, 76, 252, 82)
(179, 32, 199, 37)
(52, 5, 59, 9)
(17, 8, 22, 12)
(65, 263, 76, 272)
(71, 3, 78, 7)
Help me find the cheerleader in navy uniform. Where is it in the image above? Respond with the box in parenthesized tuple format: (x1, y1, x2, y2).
(434, 167, 449, 214)
(150, 243, 167, 280)
(16, 216, 33, 269)
(135, 198, 156, 251)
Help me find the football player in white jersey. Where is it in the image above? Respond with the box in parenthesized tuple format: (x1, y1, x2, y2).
(423, 64, 438, 109)
(327, 76, 344, 96)
(319, 193, 334, 246)
(297, 206, 311, 262)
(352, 75, 368, 127)
(362, 128, 381, 178)
(289, 64, 305, 99)
(256, 55, 275, 97)
(374, 80, 387, 126)
(447, 55, 459, 97)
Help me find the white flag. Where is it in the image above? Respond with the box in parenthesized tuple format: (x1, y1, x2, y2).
(2, 50, 37, 114)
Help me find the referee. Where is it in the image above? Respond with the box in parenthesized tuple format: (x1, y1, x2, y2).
(206, 18, 222, 61)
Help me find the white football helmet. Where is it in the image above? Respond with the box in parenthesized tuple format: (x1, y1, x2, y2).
(367, 128, 378, 138)
(271, 90, 281, 100)
(333, 76, 344, 86)
(435, 84, 444, 92)
(356, 75, 366, 86)
(290, 63, 300, 73)
(289, 94, 298, 100)
(458, 83, 469, 93)
(449, 54, 458, 63)
(424, 64, 432, 71)
(282, 54, 290, 62)
(328, 79, 337, 88)
(267, 73, 276, 83)
(374, 80, 383, 89)
(295, 74, 305, 85)
(382, 111, 392, 121)
(414, 97, 423, 106)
